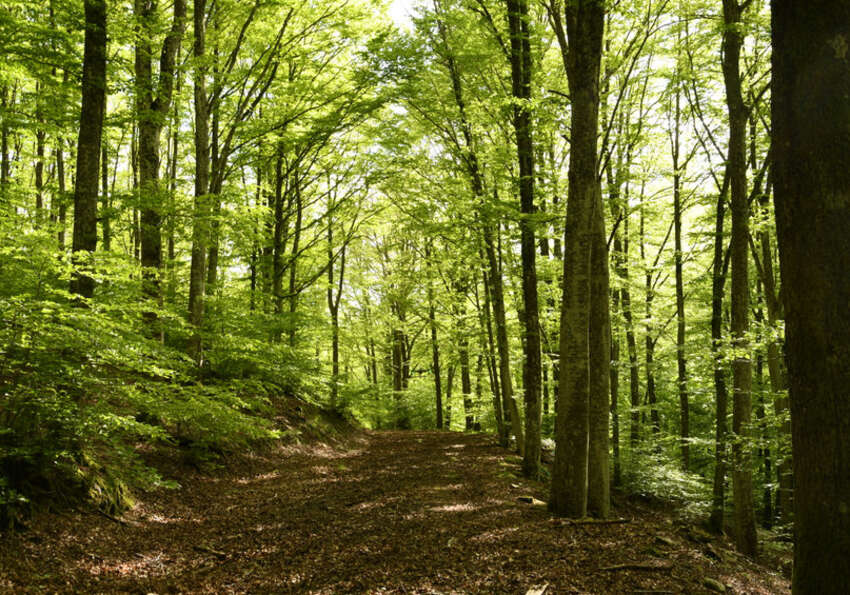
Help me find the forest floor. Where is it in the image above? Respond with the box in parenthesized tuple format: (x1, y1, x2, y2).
(0, 431, 789, 594)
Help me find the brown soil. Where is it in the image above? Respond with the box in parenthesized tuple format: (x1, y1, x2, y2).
(0, 431, 789, 594)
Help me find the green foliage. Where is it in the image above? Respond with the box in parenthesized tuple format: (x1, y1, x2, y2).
(0, 225, 286, 525)
(623, 450, 713, 520)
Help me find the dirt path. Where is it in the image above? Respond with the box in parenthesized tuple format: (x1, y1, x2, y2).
(0, 431, 787, 593)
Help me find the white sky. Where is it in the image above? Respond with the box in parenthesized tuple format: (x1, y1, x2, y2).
(388, 0, 415, 30)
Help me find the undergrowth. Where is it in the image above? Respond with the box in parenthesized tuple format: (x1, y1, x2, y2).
(0, 229, 319, 528)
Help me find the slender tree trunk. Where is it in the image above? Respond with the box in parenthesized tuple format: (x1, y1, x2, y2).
(326, 216, 346, 410)
(709, 173, 731, 534)
(671, 78, 689, 471)
(482, 267, 505, 443)
(101, 138, 110, 251)
(722, 0, 757, 558)
(772, 2, 850, 590)
(640, 190, 660, 437)
(426, 242, 443, 429)
(754, 189, 792, 525)
(434, 7, 521, 451)
(619, 214, 640, 450)
(0, 84, 10, 206)
(69, 0, 107, 300)
(484, 222, 524, 454)
(271, 146, 287, 324)
(392, 327, 407, 428)
(609, 247, 622, 487)
(56, 138, 66, 251)
(34, 91, 46, 227)
(188, 0, 210, 362)
(288, 166, 303, 346)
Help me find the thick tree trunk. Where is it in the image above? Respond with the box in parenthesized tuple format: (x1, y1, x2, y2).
(134, 0, 186, 334)
(69, 0, 107, 300)
(506, 0, 542, 479)
(722, 0, 757, 558)
(772, 2, 850, 591)
(549, 0, 605, 518)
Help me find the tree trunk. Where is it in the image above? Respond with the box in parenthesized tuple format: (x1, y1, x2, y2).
(34, 92, 45, 227)
(482, 267, 506, 444)
(671, 77, 689, 471)
(549, 0, 605, 518)
(188, 0, 210, 363)
(709, 173, 731, 534)
(506, 0, 542, 479)
(69, 0, 107, 300)
(640, 190, 660, 437)
(722, 0, 757, 558)
(588, 204, 611, 517)
(287, 166, 303, 346)
(134, 0, 186, 335)
(427, 242, 443, 430)
(101, 138, 110, 251)
(484, 222, 524, 454)
(772, 2, 850, 591)
(434, 7, 521, 451)
(56, 137, 66, 251)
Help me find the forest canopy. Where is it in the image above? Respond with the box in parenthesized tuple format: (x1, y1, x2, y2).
(0, 0, 848, 592)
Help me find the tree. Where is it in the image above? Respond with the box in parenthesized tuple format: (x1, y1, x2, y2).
(548, 0, 608, 518)
(69, 0, 107, 299)
(134, 0, 186, 335)
(505, 0, 542, 478)
(772, 1, 850, 591)
(721, 0, 757, 557)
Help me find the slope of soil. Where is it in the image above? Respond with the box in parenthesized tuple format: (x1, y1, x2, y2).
(0, 431, 788, 594)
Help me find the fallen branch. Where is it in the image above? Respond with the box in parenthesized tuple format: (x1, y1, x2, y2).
(552, 517, 632, 526)
(598, 562, 673, 572)
(95, 508, 130, 527)
(193, 544, 228, 559)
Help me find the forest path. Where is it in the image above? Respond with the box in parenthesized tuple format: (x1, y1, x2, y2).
(0, 431, 787, 594)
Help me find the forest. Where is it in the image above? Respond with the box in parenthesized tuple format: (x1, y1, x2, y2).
(0, 0, 847, 592)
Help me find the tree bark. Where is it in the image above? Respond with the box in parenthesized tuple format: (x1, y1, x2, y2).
(722, 0, 757, 558)
(671, 76, 689, 471)
(426, 241, 443, 430)
(506, 0, 542, 478)
(548, 0, 605, 518)
(135, 0, 186, 334)
(188, 0, 210, 362)
(709, 172, 731, 534)
(69, 0, 107, 300)
(772, 1, 850, 591)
